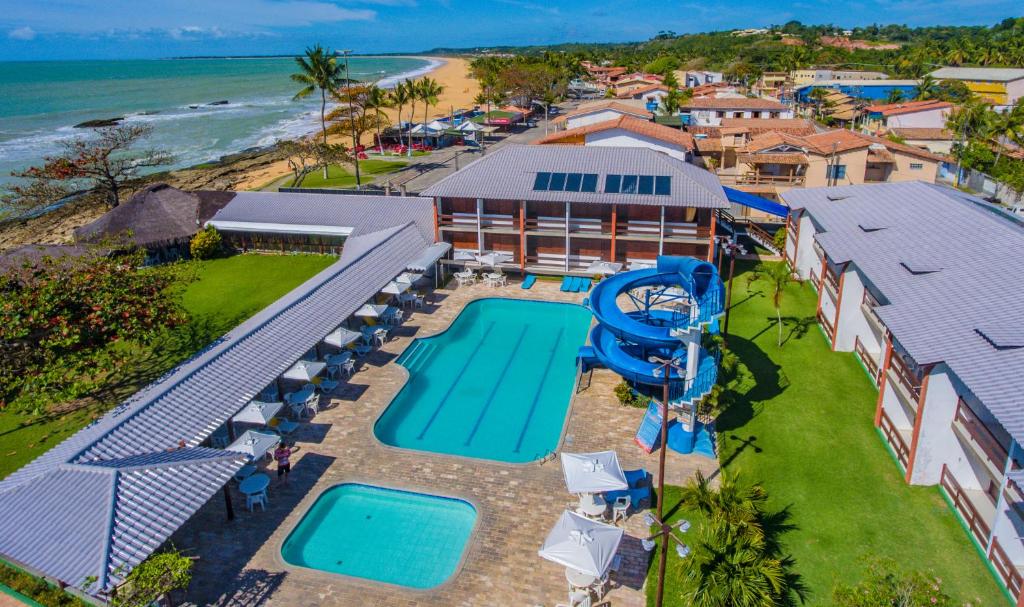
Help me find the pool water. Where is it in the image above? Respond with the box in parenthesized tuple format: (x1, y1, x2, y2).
(281, 484, 476, 588)
(375, 298, 592, 463)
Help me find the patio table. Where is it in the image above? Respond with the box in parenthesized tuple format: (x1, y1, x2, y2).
(238, 473, 269, 497)
(566, 568, 598, 589)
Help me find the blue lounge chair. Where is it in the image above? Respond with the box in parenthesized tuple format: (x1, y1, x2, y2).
(560, 276, 572, 291)
(628, 486, 651, 508)
(521, 274, 536, 290)
(580, 278, 592, 292)
(624, 468, 648, 489)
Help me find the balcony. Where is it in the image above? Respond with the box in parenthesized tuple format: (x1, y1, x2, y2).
(855, 336, 881, 384)
(524, 216, 567, 235)
(817, 308, 836, 343)
(879, 408, 911, 469)
(821, 266, 840, 302)
(860, 289, 885, 336)
(953, 398, 1010, 477)
(887, 351, 922, 406)
(716, 173, 805, 186)
(438, 212, 478, 232)
(941, 464, 995, 546)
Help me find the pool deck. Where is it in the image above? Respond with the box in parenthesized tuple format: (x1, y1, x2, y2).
(174, 278, 721, 607)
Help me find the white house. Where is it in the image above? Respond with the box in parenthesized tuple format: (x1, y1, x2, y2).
(680, 97, 793, 127)
(536, 115, 694, 162)
(550, 100, 654, 131)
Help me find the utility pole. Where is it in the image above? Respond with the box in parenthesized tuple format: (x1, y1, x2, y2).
(342, 49, 361, 189)
(653, 356, 685, 607)
(721, 238, 745, 343)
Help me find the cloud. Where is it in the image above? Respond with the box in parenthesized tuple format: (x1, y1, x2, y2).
(7, 26, 35, 40)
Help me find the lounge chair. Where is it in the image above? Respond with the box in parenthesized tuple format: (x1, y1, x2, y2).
(580, 278, 592, 292)
(560, 276, 572, 291)
(521, 274, 536, 289)
(624, 468, 648, 488)
(628, 486, 651, 508)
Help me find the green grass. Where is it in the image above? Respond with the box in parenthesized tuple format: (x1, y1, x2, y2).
(648, 261, 1007, 606)
(282, 160, 407, 188)
(0, 253, 334, 481)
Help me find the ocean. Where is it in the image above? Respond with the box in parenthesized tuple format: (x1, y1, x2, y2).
(0, 56, 438, 185)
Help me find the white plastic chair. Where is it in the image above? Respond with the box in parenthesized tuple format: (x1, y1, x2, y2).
(612, 495, 630, 524)
(246, 491, 267, 512)
(340, 359, 356, 378)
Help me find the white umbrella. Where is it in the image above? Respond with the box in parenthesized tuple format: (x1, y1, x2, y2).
(282, 359, 326, 382)
(560, 451, 628, 494)
(628, 260, 656, 271)
(381, 280, 411, 295)
(538, 510, 624, 577)
(427, 119, 449, 131)
(354, 303, 389, 318)
(232, 400, 284, 425)
(586, 260, 624, 275)
(453, 250, 476, 261)
(324, 327, 360, 348)
(396, 272, 423, 284)
(225, 430, 280, 461)
(476, 251, 513, 268)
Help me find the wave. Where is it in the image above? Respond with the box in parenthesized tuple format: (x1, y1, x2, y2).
(376, 57, 445, 89)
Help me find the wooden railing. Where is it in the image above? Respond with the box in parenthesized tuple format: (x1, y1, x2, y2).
(822, 265, 840, 298)
(941, 464, 992, 545)
(990, 537, 1024, 598)
(954, 397, 1010, 472)
(746, 223, 781, 254)
(809, 268, 820, 290)
(817, 308, 836, 342)
(889, 352, 923, 402)
(717, 173, 805, 186)
(860, 288, 885, 333)
(879, 408, 910, 469)
(438, 213, 478, 228)
(855, 336, 881, 382)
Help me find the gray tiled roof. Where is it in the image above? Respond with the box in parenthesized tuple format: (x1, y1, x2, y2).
(0, 448, 245, 592)
(1, 223, 429, 488)
(420, 144, 729, 208)
(207, 192, 435, 242)
(783, 182, 1024, 446)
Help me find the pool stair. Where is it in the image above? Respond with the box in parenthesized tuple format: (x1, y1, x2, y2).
(397, 341, 435, 373)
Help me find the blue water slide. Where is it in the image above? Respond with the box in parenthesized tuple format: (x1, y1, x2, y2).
(589, 324, 687, 387)
(588, 256, 724, 348)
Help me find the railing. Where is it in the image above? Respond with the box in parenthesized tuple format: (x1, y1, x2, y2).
(809, 268, 819, 291)
(680, 350, 721, 403)
(746, 223, 781, 254)
(878, 408, 910, 469)
(860, 289, 885, 333)
(889, 352, 923, 402)
(941, 464, 992, 545)
(525, 217, 567, 232)
(821, 265, 840, 299)
(990, 537, 1024, 598)
(855, 336, 881, 383)
(954, 398, 1010, 472)
(438, 213, 478, 228)
(817, 308, 836, 341)
(717, 173, 806, 186)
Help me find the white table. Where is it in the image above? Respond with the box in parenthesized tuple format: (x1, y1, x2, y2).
(238, 472, 269, 496)
(565, 568, 597, 589)
(577, 494, 607, 518)
(326, 352, 352, 366)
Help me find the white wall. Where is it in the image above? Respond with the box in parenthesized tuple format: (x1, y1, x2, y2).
(832, 265, 881, 355)
(910, 365, 980, 487)
(791, 214, 819, 280)
(586, 129, 688, 161)
(1007, 78, 1024, 104)
(567, 110, 639, 130)
(887, 108, 950, 129)
(991, 497, 1024, 565)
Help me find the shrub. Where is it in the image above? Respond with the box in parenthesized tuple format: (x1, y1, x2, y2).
(772, 226, 787, 252)
(614, 381, 652, 408)
(833, 557, 957, 607)
(0, 561, 88, 606)
(189, 226, 222, 260)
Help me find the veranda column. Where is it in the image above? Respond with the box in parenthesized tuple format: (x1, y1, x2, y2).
(658, 206, 665, 255)
(565, 201, 571, 272)
(476, 198, 484, 253)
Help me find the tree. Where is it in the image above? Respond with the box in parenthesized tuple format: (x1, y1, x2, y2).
(389, 81, 413, 150)
(404, 77, 418, 154)
(418, 77, 445, 127)
(291, 44, 345, 177)
(681, 471, 768, 545)
(748, 262, 792, 347)
(988, 100, 1024, 167)
(833, 558, 955, 607)
(363, 85, 393, 154)
(6, 125, 171, 213)
(913, 74, 938, 100)
(808, 88, 829, 119)
(109, 549, 193, 607)
(189, 226, 221, 260)
(885, 88, 905, 104)
(279, 138, 351, 187)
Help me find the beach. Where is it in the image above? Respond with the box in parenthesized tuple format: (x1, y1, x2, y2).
(232, 56, 480, 190)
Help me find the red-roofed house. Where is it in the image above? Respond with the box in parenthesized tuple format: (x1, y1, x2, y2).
(681, 96, 793, 126)
(865, 100, 953, 131)
(551, 100, 653, 130)
(616, 84, 672, 106)
(536, 115, 694, 161)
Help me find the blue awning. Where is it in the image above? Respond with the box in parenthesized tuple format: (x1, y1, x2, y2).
(722, 187, 790, 218)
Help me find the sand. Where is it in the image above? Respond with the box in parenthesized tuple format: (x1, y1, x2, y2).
(232, 56, 479, 191)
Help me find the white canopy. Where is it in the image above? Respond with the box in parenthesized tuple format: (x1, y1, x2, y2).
(396, 272, 423, 284)
(226, 430, 280, 461)
(538, 510, 624, 577)
(231, 400, 283, 425)
(324, 327, 360, 348)
(476, 251, 513, 267)
(628, 260, 656, 271)
(586, 260, 624, 275)
(427, 119, 449, 131)
(406, 242, 451, 272)
(453, 249, 477, 261)
(410, 123, 442, 135)
(381, 280, 411, 295)
(282, 359, 326, 382)
(456, 120, 485, 132)
(560, 451, 628, 494)
(354, 303, 389, 318)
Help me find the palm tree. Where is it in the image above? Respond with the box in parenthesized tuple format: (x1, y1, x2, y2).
(419, 77, 445, 126)
(749, 262, 792, 347)
(389, 81, 412, 153)
(363, 85, 392, 154)
(404, 78, 418, 153)
(808, 88, 829, 119)
(291, 44, 345, 177)
(885, 88, 905, 104)
(914, 75, 938, 101)
(681, 471, 767, 545)
(988, 101, 1024, 167)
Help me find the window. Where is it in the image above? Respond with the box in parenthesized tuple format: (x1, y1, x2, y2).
(581, 173, 598, 192)
(565, 173, 582, 192)
(655, 176, 671, 195)
(549, 172, 567, 191)
(909, 163, 923, 170)
(826, 165, 847, 180)
(533, 172, 551, 191)
(605, 174, 622, 193)
(605, 174, 671, 195)
(638, 175, 654, 195)
(621, 175, 638, 194)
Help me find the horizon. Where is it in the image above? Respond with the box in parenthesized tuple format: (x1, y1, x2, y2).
(2, 1, 1023, 62)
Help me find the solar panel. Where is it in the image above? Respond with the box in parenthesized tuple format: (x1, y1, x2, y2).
(621, 175, 638, 194)
(638, 175, 654, 195)
(565, 173, 583, 192)
(549, 172, 567, 191)
(655, 176, 671, 196)
(605, 174, 622, 193)
(581, 174, 598, 192)
(533, 172, 551, 191)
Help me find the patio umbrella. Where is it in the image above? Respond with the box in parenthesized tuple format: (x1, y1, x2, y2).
(585, 260, 623, 275)
(324, 327, 360, 348)
(354, 303, 389, 318)
(538, 510, 624, 577)
(396, 272, 423, 284)
(282, 359, 326, 382)
(475, 251, 512, 268)
(232, 400, 284, 426)
(225, 430, 280, 462)
(560, 451, 628, 494)
(453, 250, 476, 261)
(381, 280, 411, 295)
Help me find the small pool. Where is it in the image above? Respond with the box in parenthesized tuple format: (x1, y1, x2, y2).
(281, 484, 476, 589)
(375, 298, 592, 463)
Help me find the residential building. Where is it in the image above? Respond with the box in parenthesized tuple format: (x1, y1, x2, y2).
(420, 144, 728, 273)
(888, 127, 956, 155)
(616, 84, 672, 106)
(929, 67, 1024, 105)
(795, 79, 921, 103)
(674, 70, 724, 88)
(535, 115, 694, 161)
(864, 100, 953, 132)
(717, 129, 943, 202)
(791, 69, 890, 85)
(783, 182, 1024, 602)
(550, 100, 653, 131)
(611, 73, 664, 96)
(679, 97, 793, 126)
(754, 71, 789, 97)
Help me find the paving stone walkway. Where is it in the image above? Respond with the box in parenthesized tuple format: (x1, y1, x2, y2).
(175, 278, 719, 607)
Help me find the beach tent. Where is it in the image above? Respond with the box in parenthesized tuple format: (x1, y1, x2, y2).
(226, 430, 280, 461)
(560, 451, 628, 494)
(538, 510, 624, 577)
(475, 251, 513, 268)
(427, 120, 449, 131)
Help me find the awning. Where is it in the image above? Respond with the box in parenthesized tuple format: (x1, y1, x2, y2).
(206, 220, 354, 237)
(722, 186, 790, 218)
(406, 242, 452, 272)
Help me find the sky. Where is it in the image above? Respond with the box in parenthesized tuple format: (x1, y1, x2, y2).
(0, 0, 1021, 61)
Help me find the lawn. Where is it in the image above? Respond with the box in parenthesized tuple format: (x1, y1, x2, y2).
(282, 159, 407, 188)
(649, 261, 1007, 606)
(0, 253, 334, 481)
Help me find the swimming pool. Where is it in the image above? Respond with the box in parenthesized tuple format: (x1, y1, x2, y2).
(281, 484, 476, 589)
(375, 298, 592, 463)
